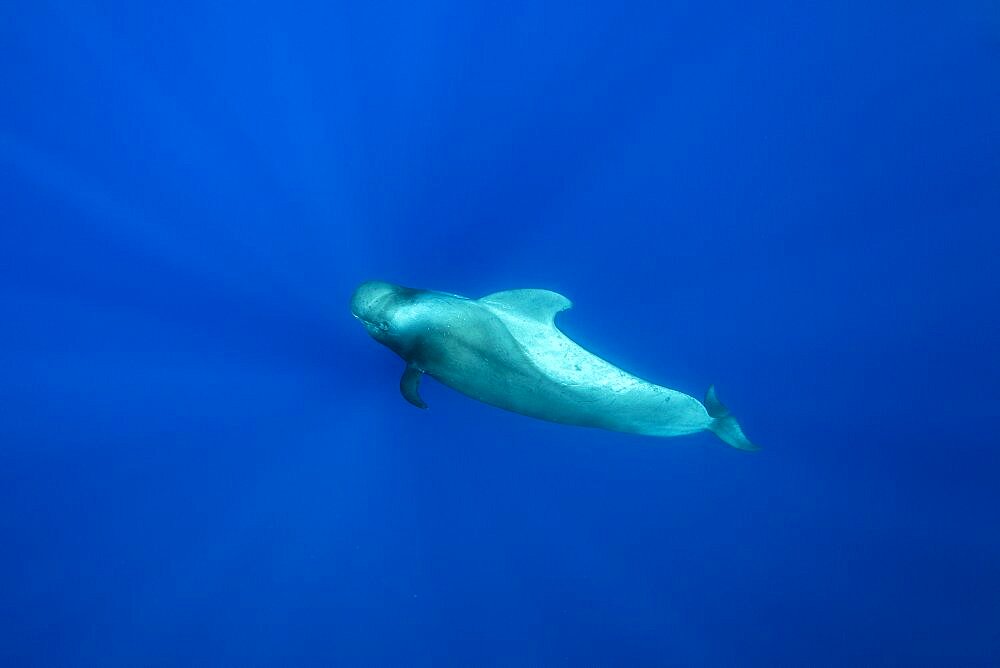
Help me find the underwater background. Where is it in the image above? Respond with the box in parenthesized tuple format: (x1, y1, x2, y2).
(2, 1, 998, 666)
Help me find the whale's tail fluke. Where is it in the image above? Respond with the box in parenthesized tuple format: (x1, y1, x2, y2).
(705, 385, 759, 452)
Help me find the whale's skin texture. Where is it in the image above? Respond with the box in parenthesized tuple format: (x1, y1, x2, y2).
(350, 281, 757, 450)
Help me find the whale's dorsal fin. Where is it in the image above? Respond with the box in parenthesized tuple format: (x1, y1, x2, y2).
(479, 289, 572, 325)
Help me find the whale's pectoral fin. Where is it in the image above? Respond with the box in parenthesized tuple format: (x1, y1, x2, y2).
(400, 365, 427, 409)
(478, 289, 572, 324)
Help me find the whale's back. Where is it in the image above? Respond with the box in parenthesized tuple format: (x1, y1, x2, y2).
(475, 291, 711, 436)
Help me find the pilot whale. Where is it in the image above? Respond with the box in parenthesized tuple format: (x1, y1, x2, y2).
(351, 281, 758, 451)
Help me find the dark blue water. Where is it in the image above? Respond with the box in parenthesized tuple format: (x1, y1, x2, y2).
(2, 2, 998, 665)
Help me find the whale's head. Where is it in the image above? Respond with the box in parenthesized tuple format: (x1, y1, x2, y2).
(351, 280, 423, 354)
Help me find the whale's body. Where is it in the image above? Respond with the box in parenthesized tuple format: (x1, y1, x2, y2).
(351, 281, 757, 450)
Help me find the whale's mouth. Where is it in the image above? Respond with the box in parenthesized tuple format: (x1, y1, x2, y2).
(354, 313, 388, 335)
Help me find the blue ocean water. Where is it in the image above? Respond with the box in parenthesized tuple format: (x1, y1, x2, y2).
(2, 1, 998, 665)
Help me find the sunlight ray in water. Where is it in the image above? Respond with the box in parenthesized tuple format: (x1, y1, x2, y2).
(26, 3, 369, 315)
